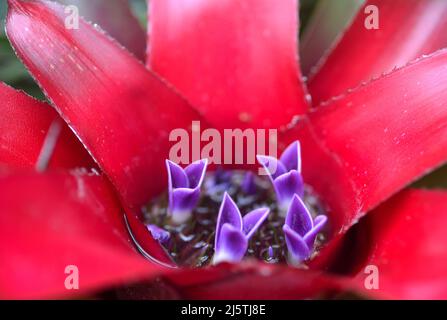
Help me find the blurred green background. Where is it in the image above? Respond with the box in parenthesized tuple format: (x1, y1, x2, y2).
(0, 0, 445, 187)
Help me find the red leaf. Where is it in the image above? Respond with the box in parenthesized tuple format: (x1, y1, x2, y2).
(352, 189, 447, 299)
(0, 82, 93, 169)
(169, 262, 349, 299)
(0, 171, 163, 299)
(148, 0, 309, 129)
(309, 0, 447, 106)
(6, 0, 203, 210)
(280, 49, 447, 240)
(57, 0, 146, 60)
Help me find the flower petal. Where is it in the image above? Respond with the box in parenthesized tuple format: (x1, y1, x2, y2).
(6, 0, 204, 210)
(352, 189, 447, 299)
(213, 223, 248, 264)
(285, 194, 313, 237)
(279, 140, 302, 172)
(170, 188, 200, 222)
(147, 225, 170, 244)
(148, 0, 309, 129)
(0, 171, 163, 299)
(304, 215, 328, 248)
(166, 161, 203, 224)
(256, 155, 287, 180)
(273, 170, 305, 209)
(283, 224, 311, 263)
(280, 48, 447, 239)
(57, 0, 146, 60)
(166, 160, 189, 189)
(184, 159, 208, 189)
(242, 208, 270, 239)
(0, 82, 93, 169)
(309, 0, 447, 105)
(215, 193, 243, 250)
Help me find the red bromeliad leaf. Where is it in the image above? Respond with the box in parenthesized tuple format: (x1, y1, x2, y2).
(0, 171, 164, 299)
(0, 82, 93, 169)
(6, 0, 203, 211)
(57, 0, 146, 60)
(148, 0, 309, 129)
(170, 263, 349, 299)
(280, 49, 447, 244)
(309, 0, 447, 106)
(351, 189, 447, 299)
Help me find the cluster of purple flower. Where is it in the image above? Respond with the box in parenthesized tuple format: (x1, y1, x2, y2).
(148, 141, 327, 266)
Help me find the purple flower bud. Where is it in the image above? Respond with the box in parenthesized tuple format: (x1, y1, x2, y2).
(213, 193, 269, 264)
(241, 171, 257, 195)
(268, 246, 274, 258)
(257, 141, 304, 214)
(204, 167, 232, 196)
(214, 167, 233, 184)
(147, 224, 170, 244)
(166, 159, 208, 224)
(283, 194, 327, 265)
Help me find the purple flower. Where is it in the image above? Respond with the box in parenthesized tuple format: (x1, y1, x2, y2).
(214, 167, 233, 184)
(283, 195, 327, 265)
(241, 171, 257, 195)
(257, 141, 304, 214)
(147, 225, 170, 244)
(204, 166, 232, 197)
(166, 159, 208, 224)
(213, 193, 270, 264)
(268, 246, 274, 258)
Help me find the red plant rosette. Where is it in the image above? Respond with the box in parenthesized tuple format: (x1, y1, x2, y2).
(1, 0, 447, 299)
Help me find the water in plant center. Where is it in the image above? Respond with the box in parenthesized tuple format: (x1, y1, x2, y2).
(143, 169, 327, 267)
